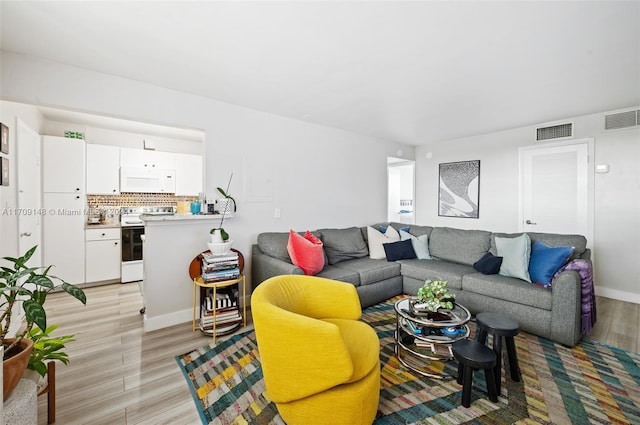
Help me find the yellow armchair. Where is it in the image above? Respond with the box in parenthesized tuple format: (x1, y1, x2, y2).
(251, 275, 380, 425)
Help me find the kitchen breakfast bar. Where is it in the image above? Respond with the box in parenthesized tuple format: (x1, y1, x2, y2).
(140, 214, 235, 332)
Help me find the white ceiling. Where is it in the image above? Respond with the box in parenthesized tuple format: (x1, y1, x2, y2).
(1, 1, 639, 146)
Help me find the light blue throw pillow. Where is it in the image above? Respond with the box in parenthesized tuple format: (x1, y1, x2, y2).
(529, 240, 573, 287)
(399, 230, 431, 259)
(495, 233, 531, 282)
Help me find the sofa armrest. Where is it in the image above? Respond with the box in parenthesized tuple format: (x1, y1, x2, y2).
(251, 244, 303, 289)
(550, 269, 582, 347)
(579, 248, 591, 261)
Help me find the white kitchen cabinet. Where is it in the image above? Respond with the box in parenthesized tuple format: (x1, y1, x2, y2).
(85, 228, 121, 283)
(42, 136, 86, 193)
(86, 144, 120, 194)
(42, 192, 86, 285)
(120, 147, 175, 170)
(175, 153, 203, 196)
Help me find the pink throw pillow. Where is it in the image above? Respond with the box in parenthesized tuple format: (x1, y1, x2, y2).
(287, 230, 325, 276)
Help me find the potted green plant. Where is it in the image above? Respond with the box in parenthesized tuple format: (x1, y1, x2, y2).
(25, 324, 75, 378)
(411, 279, 455, 318)
(1, 245, 86, 400)
(210, 173, 235, 251)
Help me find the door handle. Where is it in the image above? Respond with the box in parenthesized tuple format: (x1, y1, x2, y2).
(525, 220, 537, 225)
(20, 232, 32, 237)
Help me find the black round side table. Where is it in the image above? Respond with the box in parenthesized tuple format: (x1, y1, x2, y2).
(452, 339, 498, 408)
(475, 312, 521, 395)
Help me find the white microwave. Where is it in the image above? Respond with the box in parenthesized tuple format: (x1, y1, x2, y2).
(120, 167, 176, 193)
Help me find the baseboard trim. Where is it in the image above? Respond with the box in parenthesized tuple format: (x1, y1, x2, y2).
(143, 308, 192, 332)
(595, 286, 640, 305)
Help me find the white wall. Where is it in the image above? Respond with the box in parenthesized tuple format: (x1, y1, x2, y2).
(0, 51, 414, 286)
(415, 111, 640, 302)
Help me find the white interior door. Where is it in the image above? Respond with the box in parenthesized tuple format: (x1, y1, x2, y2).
(17, 118, 42, 264)
(520, 140, 592, 241)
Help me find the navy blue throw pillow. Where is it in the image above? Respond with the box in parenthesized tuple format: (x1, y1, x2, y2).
(473, 252, 503, 275)
(383, 239, 417, 261)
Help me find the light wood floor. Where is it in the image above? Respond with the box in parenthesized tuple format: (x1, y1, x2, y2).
(36, 283, 639, 424)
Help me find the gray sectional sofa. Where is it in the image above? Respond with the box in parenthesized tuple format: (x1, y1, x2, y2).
(251, 223, 590, 347)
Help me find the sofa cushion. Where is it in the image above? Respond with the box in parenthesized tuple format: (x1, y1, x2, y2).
(429, 227, 491, 266)
(316, 265, 361, 286)
(390, 223, 432, 238)
(383, 239, 416, 261)
(333, 257, 401, 286)
(495, 233, 532, 282)
(473, 252, 503, 275)
(528, 232, 586, 260)
(318, 227, 369, 265)
(257, 232, 294, 263)
(287, 230, 325, 276)
(398, 259, 474, 290)
(461, 272, 552, 311)
(490, 232, 587, 260)
(529, 241, 573, 287)
(399, 230, 431, 259)
(366, 226, 400, 260)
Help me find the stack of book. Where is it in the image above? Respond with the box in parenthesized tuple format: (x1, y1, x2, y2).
(201, 251, 240, 283)
(200, 288, 242, 334)
(199, 251, 242, 334)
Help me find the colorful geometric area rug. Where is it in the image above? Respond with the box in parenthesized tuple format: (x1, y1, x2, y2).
(175, 296, 640, 425)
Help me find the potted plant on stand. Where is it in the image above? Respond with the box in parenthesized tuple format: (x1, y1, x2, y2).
(1, 245, 86, 401)
(209, 173, 235, 255)
(410, 279, 455, 321)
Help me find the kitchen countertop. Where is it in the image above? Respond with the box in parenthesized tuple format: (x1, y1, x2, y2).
(140, 213, 234, 223)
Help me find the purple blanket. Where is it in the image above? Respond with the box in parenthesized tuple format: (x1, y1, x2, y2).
(556, 259, 596, 334)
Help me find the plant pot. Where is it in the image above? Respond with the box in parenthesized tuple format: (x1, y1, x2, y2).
(408, 299, 452, 321)
(3, 338, 34, 401)
(207, 240, 233, 255)
(215, 198, 234, 214)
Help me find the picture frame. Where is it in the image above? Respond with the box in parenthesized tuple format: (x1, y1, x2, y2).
(0, 123, 8, 154)
(438, 160, 480, 218)
(1, 157, 8, 186)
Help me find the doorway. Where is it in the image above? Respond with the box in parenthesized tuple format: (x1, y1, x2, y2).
(387, 158, 415, 224)
(16, 118, 43, 264)
(519, 139, 594, 246)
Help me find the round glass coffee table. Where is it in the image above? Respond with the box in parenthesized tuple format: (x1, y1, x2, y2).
(394, 297, 471, 378)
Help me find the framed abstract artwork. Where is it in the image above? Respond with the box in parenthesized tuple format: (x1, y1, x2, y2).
(0, 123, 8, 154)
(1, 157, 8, 186)
(438, 160, 480, 218)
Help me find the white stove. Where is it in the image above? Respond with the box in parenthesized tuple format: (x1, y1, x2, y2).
(120, 206, 174, 283)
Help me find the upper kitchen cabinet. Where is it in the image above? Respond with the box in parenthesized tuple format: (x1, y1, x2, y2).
(86, 144, 120, 194)
(175, 153, 203, 196)
(120, 147, 175, 170)
(42, 135, 86, 193)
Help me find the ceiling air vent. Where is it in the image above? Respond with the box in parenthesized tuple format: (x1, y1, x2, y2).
(536, 122, 573, 142)
(604, 110, 638, 130)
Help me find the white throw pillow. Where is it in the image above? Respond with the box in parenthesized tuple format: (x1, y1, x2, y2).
(495, 233, 532, 282)
(367, 226, 400, 259)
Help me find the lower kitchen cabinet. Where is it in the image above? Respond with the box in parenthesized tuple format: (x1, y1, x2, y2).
(85, 228, 121, 283)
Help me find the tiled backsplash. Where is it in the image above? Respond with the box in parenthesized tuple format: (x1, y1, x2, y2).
(87, 193, 198, 208)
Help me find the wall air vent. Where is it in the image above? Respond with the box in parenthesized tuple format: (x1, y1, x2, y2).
(604, 109, 639, 130)
(536, 122, 573, 142)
